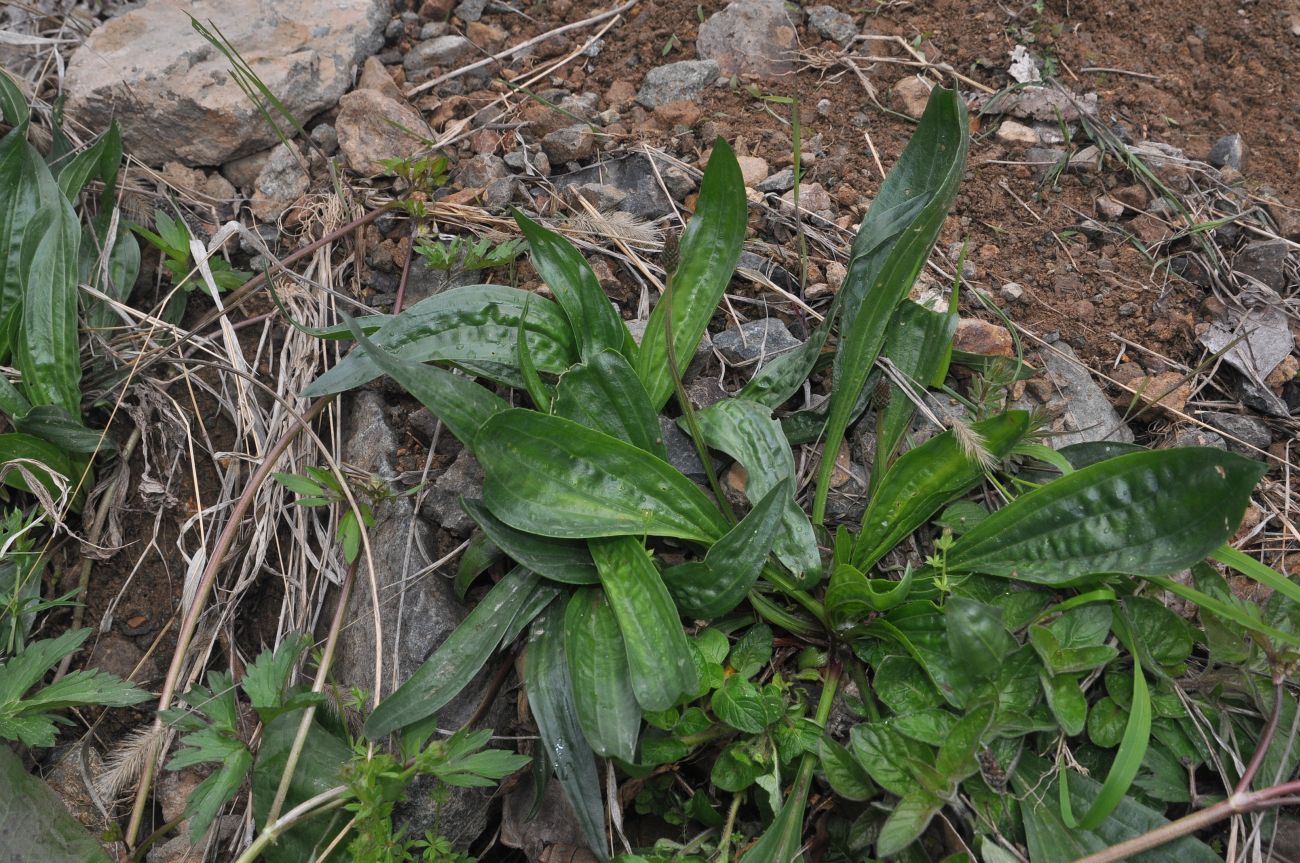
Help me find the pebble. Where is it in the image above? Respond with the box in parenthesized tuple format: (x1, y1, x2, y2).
(1233, 239, 1290, 292)
(826, 261, 847, 291)
(1095, 195, 1125, 220)
(541, 124, 597, 163)
(404, 34, 474, 76)
(755, 167, 795, 192)
(1173, 428, 1228, 450)
(1208, 133, 1247, 172)
(712, 318, 802, 367)
(734, 155, 770, 187)
(806, 5, 858, 45)
(635, 59, 720, 109)
(995, 119, 1039, 146)
(1127, 371, 1193, 416)
(780, 182, 832, 216)
(455, 153, 508, 187)
(696, 0, 800, 78)
(1118, 301, 1139, 317)
(1199, 411, 1272, 454)
(419, 20, 449, 40)
(1000, 282, 1025, 302)
(892, 76, 931, 118)
(953, 318, 1014, 357)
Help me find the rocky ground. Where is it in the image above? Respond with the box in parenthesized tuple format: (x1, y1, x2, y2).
(3, 0, 1300, 859)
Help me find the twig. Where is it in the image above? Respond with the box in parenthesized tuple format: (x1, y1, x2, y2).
(1079, 66, 1163, 81)
(406, 0, 638, 98)
(229, 785, 350, 863)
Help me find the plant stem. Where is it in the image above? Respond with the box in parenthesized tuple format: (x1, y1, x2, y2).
(229, 785, 350, 863)
(717, 794, 743, 863)
(266, 557, 360, 824)
(761, 565, 826, 626)
(662, 270, 737, 525)
(125, 395, 334, 848)
(845, 657, 881, 723)
(1235, 675, 1285, 795)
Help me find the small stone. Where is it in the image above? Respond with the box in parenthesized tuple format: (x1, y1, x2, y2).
(419, 20, 449, 40)
(605, 79, 638, 109)
(806, 5, 858, 45)
(563, 183, 627, 211)
(541, 124, 597, 163)
(1199, 411, 1272, 454)
(780, 182, 832, 216)
(1128, 371, 1192, 415)
(1025, 147, 1066, 178)
(1129, 214, 1171, 245)
(221, 148, 273, 191)
(87, 633, 150, 681)
(736, 155, 770, 187)
(697, 0, 799, 79)
(712, 318, 802, 367)
(455, 153, 509, 188)
(421, 449, 483, 536)
(1118, 301, 1139, 317)
(816, 98, 832, 116)
(1040, 340, 1135, 446)
(893, 76, 931, 118)
(310, 123, 339, 155)
(826, 261, 847, 291)
(453, 0, 486, 21)
(466, 20, 507, 47)
(1000, 282, 1025, 302)
(995, 119, 1039, 146)
(954, 318, 1014, 357)
(404, 34, 474, 76)
(1073, 299, 1097, 322)
(1173, 428, 1228, 450)
(1069, 144, 1102, 173)
(1208, 133, 1247, 172)
(1095, 195, 1125, 220)
(755, 167, 795, 193)
(1233, 239, 1290, 292)
(420, 0, 455, 18)
(483, 177, 518, 208)
(249, 141, 309, 221)
(653, 100, 704, 128)
(336, 89, 435, 175)
(636, 60, 720, 108)
(1112, 184, 1149, 209)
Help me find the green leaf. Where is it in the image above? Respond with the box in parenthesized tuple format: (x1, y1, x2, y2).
(946, 448, 1265, 584)
(0, 744, 114, 862)
(711, 675, 778, 733)
(945, 597, 1015, 682)
(525, 601, 609, 862)
(0, 431, 77, 496)
(432, 726, 532, 787)
(661, 479, 787, 618)
(514, 210, 627, 359)
(871, 300, 958, 486)
(16, 200, 82, 416)
(589, 536, 698, 711)
(56, 123, 122, 201)
(241, 632, 312, 719)
(12, 407, 111, 454)
(935, 704, 992, 783)
(303, 286, 578, 396)
(1041, 672, 1087, 736)
(694, 398, 820, 583)
(873, 655, 941, 714)
(477, 409, 728, 543)
(252, 709, 351, 863)
(637, 139, 747, 410)
(711, 740, 766, 792)
(347, 315, 509, 452)
(365, 568, 541, 738)
(554, 349, 665, 458)
(817, 737, 874, 801)
(1087, 696, 1126, 748)
(876, 790, 942, 857)
(739, 754, 817, 863)
(185, 747, 253, 841)
(0, 71, 27, 129)
(737, 302, 837, 409)
(813, 87, 969, 524)
(728, 623, 774, 679)
(0, 118, 58, 363)
(849, 722, 933, 797)
(565, 588, 641, 762)
(461, 498, 599, 585)
(826, 563, 913, 633)
(853, 411, 1031, 570)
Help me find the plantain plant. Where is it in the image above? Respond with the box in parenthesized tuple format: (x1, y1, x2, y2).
(300, 87, 1296, 862)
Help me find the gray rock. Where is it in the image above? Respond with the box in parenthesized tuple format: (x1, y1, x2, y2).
(635, 59, 720, 109)
(403, 256, 482, 305)
(552, 152, 693, 219)
(755, 167, 795, 193)
(1039, 340, 1135, 447)
(249, 141, 309, 221)
(541, 124, 597, 163)
(1208, 133, 1247, 172)
(421, 448, 483, 536)
(454, 0, 487, 21)
(1198, 411, 1272, 454)
(1025, 147, 1066, 178)
(1000, 282, 1025, 302)
(501, 778, 591, 862)
(712, 318, 802, 368)
(385, 16, 406, 42)
(1172, 428, 1228, 450)
(1233, 239, 1290, 292)
(456, 153, 509, 187)
(697, 0, 799, 79)
(310, 123, 339, 155)
(807, 5, 857, 45)
(335, 392, 506, 850)
(660, 416, 721, 482)
(563, 182, 628, 211)
(405, 34, 474, 75)
(483, 176, 519, 208)
(336, 88, 436, 176)
(65, 0, 388, 166)
(419, 20, 449, 40)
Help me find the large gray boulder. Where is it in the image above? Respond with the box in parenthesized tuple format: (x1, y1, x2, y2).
(65, 0, 390, 166)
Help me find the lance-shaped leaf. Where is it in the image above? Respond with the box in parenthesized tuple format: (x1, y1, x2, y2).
(304, 286, 578, 396)
(461, 497, 598, 585)
(946, 448, 1265, 584)
(871, 299, 958, 487)
(477, 409, 728, 543)
(636, 139, 747, 410)
(694, 398, 820, 583)
(553, 349, 665, 458)
(589, 536, 698, 711)
(662, 479, 788, 618)
(347, 315, 508, 453)
(364, 568, 540, 738)
(564, 588, 640, 762)
(525, 601, 609, 861)
(0, 110, 57, 363)
(514, 209, 627, 359)
(853, 411, 1031, 570)
(737, 299, 838, 409)
(812, 87, 968, 523)
(17, 201, 82, 417)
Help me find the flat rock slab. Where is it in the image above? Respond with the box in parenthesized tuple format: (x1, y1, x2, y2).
(65, 0, 388, 166)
